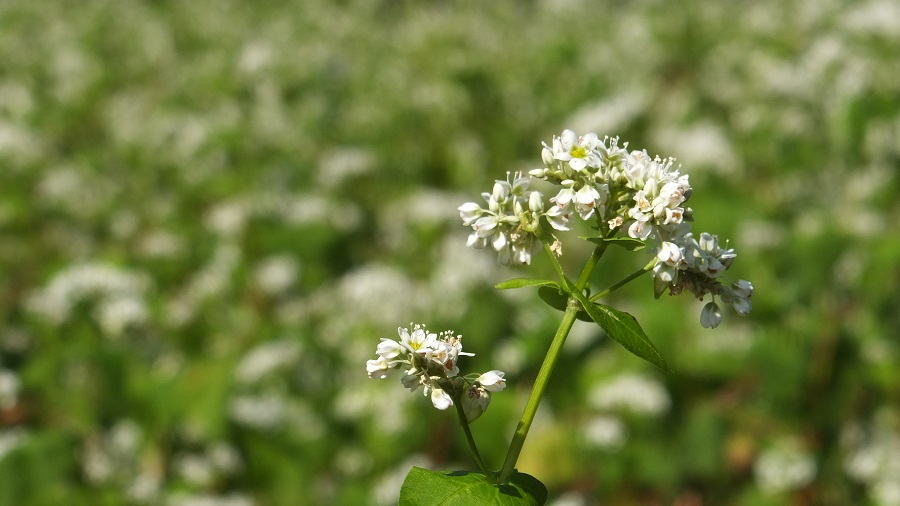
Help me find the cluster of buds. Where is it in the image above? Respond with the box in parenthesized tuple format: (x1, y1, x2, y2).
(654, 232, 753, 328)
(367, 324, 506, 422)
(458, 129, 753, 328)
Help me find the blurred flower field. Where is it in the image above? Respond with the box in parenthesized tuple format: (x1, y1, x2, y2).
(1, 0, 899, 504)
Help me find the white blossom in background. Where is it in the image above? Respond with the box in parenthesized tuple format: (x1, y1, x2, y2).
(0, 369, 20, 409)
(227, 393, 287, 430)
(166, 492, 255, 506)
(81, 420, 145, 489)
(582, 415, 627, 451)
(316, 147, 376, 189)
(165, 243, 240, 328)
(25, 263, 151, 336)
(843, 419, 900, 506)
(235, 339, 301, 385)
(587, 373, 671, 416)
(205, 200, 249, 237)
(0, 429, 26, 463)
(174, 442, 243, 489)
(366, 324, 506, 421)
(252, 255, 300, 295)
(754, 440, 817, 494)
(548, 492, 590, 506)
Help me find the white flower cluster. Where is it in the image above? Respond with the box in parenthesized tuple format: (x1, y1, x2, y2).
(460, 129, 753, 328)
(458, 172, 567, 266)
(366, 324, 506, 422)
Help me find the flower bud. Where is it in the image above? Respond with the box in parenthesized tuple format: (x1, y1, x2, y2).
(700, 301, 722, 329)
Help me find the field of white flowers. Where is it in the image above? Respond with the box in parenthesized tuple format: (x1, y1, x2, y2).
(1, 0, 899, 504)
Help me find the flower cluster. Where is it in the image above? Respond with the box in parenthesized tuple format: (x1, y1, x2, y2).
(458, 172, 567, 266)
(366, 324, 506, 422)
(460, 129, 753, 328)
(654, 233, 753, 328)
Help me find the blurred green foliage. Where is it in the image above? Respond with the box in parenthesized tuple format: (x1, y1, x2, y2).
(0, 0, 899, 505)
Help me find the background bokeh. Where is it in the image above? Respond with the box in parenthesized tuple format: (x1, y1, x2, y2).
(1, 0, 899, 505)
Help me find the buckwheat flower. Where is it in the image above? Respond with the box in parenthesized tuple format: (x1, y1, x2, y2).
(476, 370, 507, 392)
(425, 383, 453, 411)
(400, 326, 437, 355)
(545, 204, 571, 231)
(459, 172, 548, 265)
(574, 183, 603, 220)
(627, 206, 653, 240)
(655, 232, 753, 327)
(366, 356, 394, 379)
(367, 324, 506, 416)
(551, 180, 577, 209)
(700, 301, 723, 329)
(374, 338, 402, 360)
(721, 280, 753, 316)
(550, 130, 603, 173)
(461, 384, 491, 422)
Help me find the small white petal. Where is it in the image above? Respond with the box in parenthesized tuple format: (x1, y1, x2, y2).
(477, 370, 507, 392)
(366, 357, 390, 378)
(430, 387, 453, 410)
(375, 338, 403, 359)
(491, 230, 508, 251)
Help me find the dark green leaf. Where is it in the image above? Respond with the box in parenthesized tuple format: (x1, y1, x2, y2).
(537, 286, 592, 322)
(568, 290, 673, 373)
(399, 467, 547, 506)
(581, 236, 647, 251)
(495, 279, 560, 290)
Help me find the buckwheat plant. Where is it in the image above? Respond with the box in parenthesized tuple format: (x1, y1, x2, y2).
(367, 130, 753, 505)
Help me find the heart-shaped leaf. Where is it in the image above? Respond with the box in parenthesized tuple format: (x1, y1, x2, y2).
(568, 289, 673, 373)
(399, 467, 547, 506)
(537, 286, 592, 322)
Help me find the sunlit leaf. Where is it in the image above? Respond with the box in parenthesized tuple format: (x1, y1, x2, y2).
(569, 289, 673, 373)
(399, 467, 547, 506)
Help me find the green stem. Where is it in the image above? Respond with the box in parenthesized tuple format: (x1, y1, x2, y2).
(575, 242, 607, 291)
(454, 393, 495, 482)
(496, 239, 607, 483)
(497, 301, 579, 483)
(589, 257, 656, 302)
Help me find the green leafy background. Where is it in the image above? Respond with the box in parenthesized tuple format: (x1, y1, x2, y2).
(1, 1, 898, 505)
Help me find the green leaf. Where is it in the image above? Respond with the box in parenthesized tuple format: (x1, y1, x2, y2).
(581, 236, 647, 251)
(537, 286, 592, 322)
(399, 467, 547, 506)
(568, 289, 673, 373)
(495, 278, 560, 290)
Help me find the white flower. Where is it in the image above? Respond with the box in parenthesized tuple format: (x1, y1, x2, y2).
(376, 338, 403, 359)
(457, 202, 483, 226)
(551, 180, 577, 208)
(366, 357, 394, 379)
(552, 130, 603, 172)
(426, 384, 453, 410)
(544, 204, 570, 231)
(476, 370, 507, 392)
(461, 384, 491, 422)
(367, 324, 505, 415)
(401, 326, 437, 354)
(574, 184, 602, 220)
